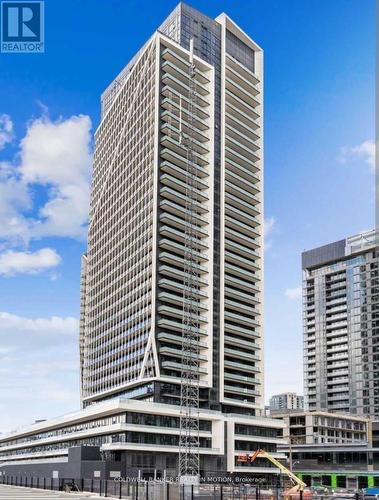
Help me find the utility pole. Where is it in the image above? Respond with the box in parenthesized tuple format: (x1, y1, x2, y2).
(289, 436, 293, 472)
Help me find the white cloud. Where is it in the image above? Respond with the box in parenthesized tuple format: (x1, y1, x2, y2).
(0, 311, 80, 431)
(0, 311, 78, 338)
(339, 139, 375, 173)
(21, 115, 91, 186)
(21, 114, 92, 240)
(264, 216, 276, 237)
(0, 113, 92, 245)
(0, 248, 61, 276)
(0, 163, 31, 245)
(285, 286, 302, 300)
(0, 114, 14, 149)
(264, 216, 277, 251)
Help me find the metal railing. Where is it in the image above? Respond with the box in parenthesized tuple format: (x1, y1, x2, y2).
(0, 475, 365, 499)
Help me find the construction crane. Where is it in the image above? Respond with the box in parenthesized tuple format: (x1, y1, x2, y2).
(178, 39, 201, 482)
(237, 449, 307, 493)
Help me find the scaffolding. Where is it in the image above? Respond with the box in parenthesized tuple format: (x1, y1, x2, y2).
(178, 40, 201, 481)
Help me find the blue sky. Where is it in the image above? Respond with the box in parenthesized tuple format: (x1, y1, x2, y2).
(0, 0, 375, 432)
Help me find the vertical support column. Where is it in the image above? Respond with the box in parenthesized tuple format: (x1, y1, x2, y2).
(331, 474, 338, 489)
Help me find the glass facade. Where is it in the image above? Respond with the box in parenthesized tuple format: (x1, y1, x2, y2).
(303, 230, 379, 417)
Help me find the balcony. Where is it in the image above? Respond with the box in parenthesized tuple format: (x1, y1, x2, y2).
(225, 122, 260, 152)
(224, 287, 260, 305)
(225, 215, 260, 238)
(225, 76, 260, 109)
(160, 146, 208, 174)
(160, 346, 207, 361)
(158, 278, 207, 299)
(225, 113, 260, 144)
(224, 322, 259, 339)
(224, 385, 259, 396)
(225, 310, 259, 328)
(224, 298, 258, 315)
(226, 90, 259, 121)
(225, 156, 260, 179)
(161, 48, 210, 85)
(161, 60, 209, 97)
(225, 104, 259, 133)
(161, 360, 207, 374)
(158, 239, 208, 262)
(327, 345, 348, 355)
(160, 175, 208, 202)
(158, 263, 207, 283)
(226, 136, 260, 164)
(158, 304, 208, 324)
(159, 212, 208, 239)
(224, 372, 259, 386)
(158, 331, 207, 349)
(158, 291, 208, 310)
(159, 199, 208, 226)
(161, 110, 209, 143)
(226, 53, 260, 85)
(159, 226, 208, 250)
(224, 359, 260, 374)
(224, 274, 260, 293)
(225, 169, 259, 195)
(224, 347, 260, 362)
(159, 252, 207, 273)
(161, 123, 209, 156)
(157, 318, 207, 336)
(224, 335, 259, 351)
(225, 63, 259, 96)
(161, 73, 210, 108)
(225, 204, 259, 226)
(225, 262, 256, 281)
(326, 352, 349, 361)
(224, 229, 259, 250)
(160, 186, 207, 214)
(161, 95, 209, 128)
(225, 192, 259, 217)
(160, 136, 209, 167)
(225, 238, 260, 260)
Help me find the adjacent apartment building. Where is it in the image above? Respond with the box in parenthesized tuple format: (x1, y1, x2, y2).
(302, 229, 379, 417)
(0, 3, 285, 481)
(269, 393, 304, 414)
(274, 410, 370, 446)
(274, 411, 376, 490)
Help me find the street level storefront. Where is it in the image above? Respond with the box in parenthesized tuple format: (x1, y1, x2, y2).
(280, 443, 379, 490)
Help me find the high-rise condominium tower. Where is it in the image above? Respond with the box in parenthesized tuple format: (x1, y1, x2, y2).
(0, 6, 286, 480)
(302, 229, 379, 417)
(80, 3, 264, 416)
